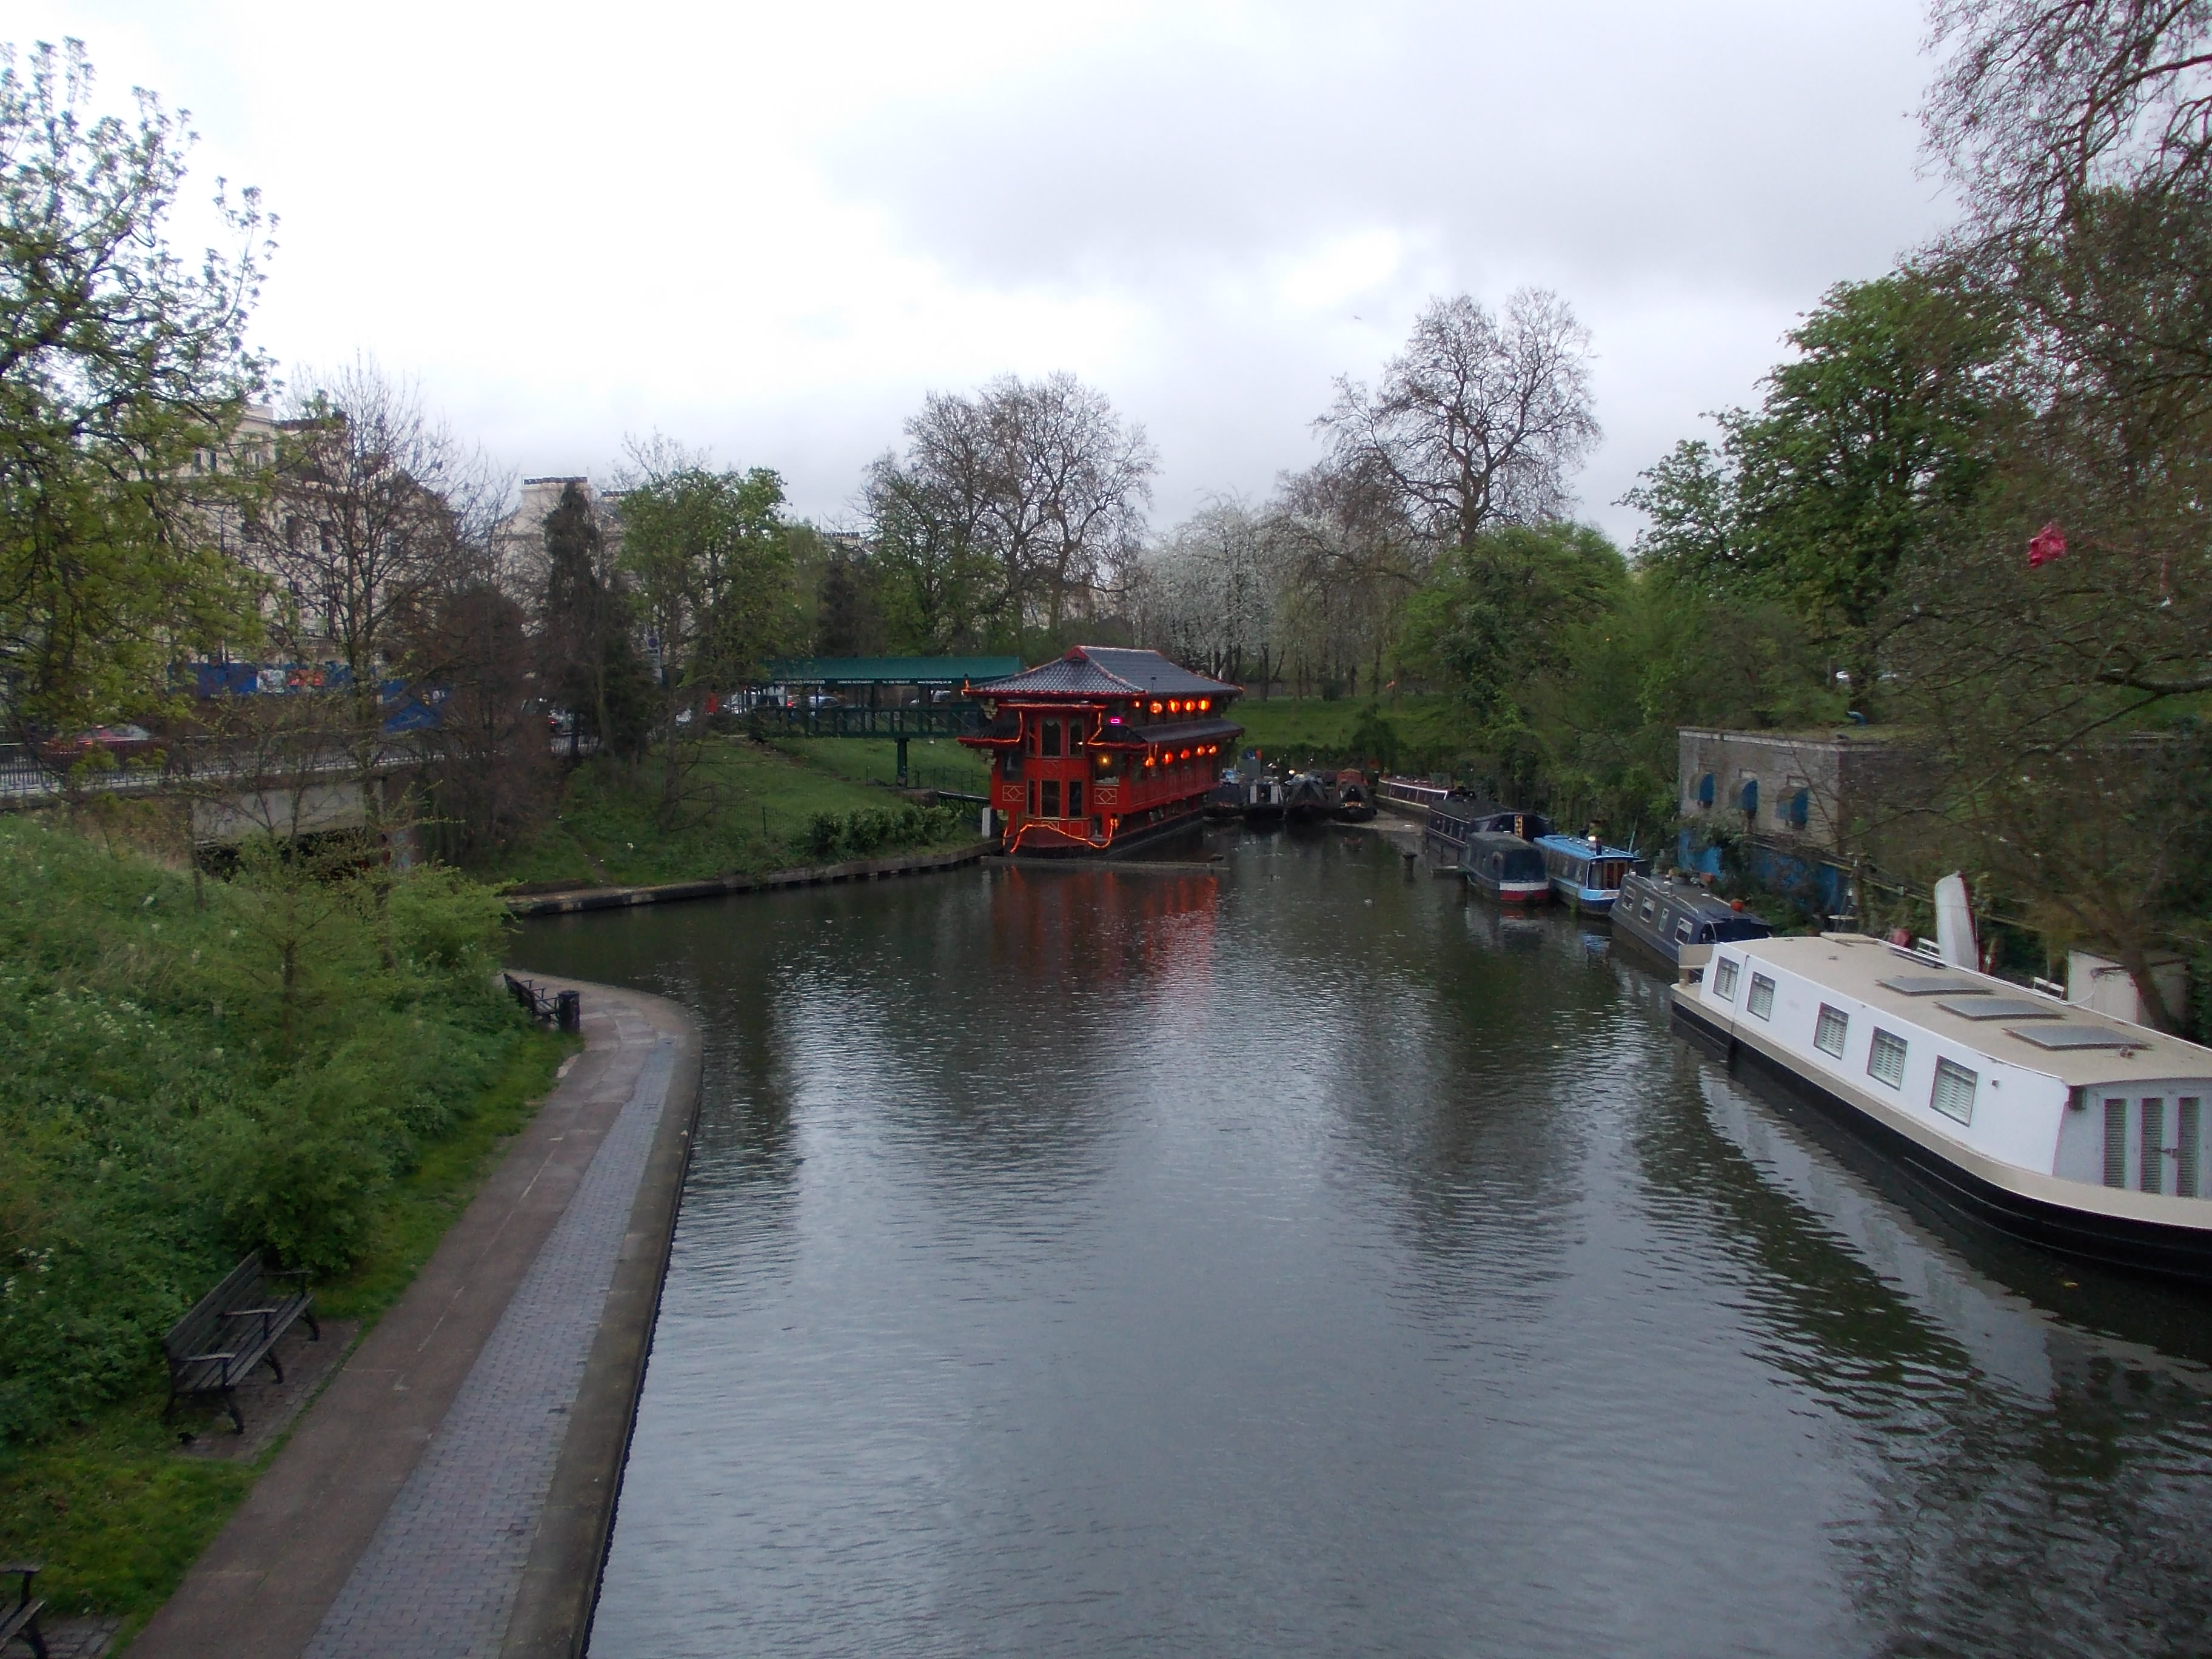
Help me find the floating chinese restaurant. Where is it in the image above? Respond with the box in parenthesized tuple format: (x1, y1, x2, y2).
(960, 647, 1242, 856)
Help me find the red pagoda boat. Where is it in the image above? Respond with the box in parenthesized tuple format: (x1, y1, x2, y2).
(960, 646, 1242, 856)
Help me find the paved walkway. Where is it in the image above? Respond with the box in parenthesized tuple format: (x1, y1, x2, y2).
(132, 981, 700, 1659)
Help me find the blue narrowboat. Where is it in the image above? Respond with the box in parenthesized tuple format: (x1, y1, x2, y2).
(1423, 797, 1554, 866)
(1534, 833, 1642, 911)
(1609, 870, 1770, 966)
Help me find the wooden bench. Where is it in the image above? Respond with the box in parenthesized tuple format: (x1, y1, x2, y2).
(0, 1562, 46, 1658)
(163, 1253, 318, 1435)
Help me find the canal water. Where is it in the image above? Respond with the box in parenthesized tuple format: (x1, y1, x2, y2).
(509, 830, 2212, 1657)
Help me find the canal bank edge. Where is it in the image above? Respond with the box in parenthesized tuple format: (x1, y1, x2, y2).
(501, 977, 702, 1659)
(128, 979, 701, 1659)
(505, 840, 996, 916)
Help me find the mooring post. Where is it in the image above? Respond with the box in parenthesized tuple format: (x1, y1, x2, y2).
(895, 736, 910, 787)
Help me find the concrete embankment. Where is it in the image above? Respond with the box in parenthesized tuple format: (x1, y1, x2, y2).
(132, 980, 702, 1659)
(504, 840, 995, 917)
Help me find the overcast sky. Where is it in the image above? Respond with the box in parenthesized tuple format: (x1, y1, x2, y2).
(18, 1, 1957, 544)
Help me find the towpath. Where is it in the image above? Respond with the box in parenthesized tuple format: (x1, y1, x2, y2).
(132, 978, 701, 1659)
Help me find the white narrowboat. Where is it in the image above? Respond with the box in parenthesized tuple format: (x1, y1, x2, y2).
(1671, 933, 2212, 1282)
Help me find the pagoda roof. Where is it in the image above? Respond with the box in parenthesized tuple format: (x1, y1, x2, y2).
(1090, 715, 1244, 750)
(971, 646, 1236, 700)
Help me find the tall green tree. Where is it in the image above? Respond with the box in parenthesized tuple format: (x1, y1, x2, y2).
(0, 39, 270, 740)
(1398, 521, 1626, 797)
(615, 447, 796, 816)
(1626, 272, 2013, 706)
(541, 481, 649, 761)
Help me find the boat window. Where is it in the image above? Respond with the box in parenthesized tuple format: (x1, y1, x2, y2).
(1068, 780, 1084, 820)
(1027, 780, 1037, 817)
(2181, 1099, 2202, 1199)
(1042, 721, 1062, 757)
(1868, 1029, 1908, 1087)
(1042, 780, 1061, 817)
(1640, 897, 1655, 920)
(2103, 1099, 2127, 1187)
(1004, 746, 1024, 779)
(1931, 1057, 1977, 1125)
(2141, 1099, 2165, 1193)
(1746, 974, 1775, 1020)
(1711, 957, 1740, 1000)
(1814, 1005, 1849, 1059)
(1676, 917, 1694, 944)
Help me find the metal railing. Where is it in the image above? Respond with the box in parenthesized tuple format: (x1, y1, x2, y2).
(747, 705, 984, 740)
(0, 737, 424, 804)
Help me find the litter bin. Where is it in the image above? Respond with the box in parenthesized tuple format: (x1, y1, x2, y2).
(555, 989, 581, 1033)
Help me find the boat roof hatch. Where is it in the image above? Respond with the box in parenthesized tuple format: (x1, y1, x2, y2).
(2006, 1024, 2148, 1052)
(1937, 997, 2063, 1022)
(1877, 975, 1986, 997)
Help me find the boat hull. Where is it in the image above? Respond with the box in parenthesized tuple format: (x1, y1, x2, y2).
(1464, 876, 1549, 907)
(1552, 880, 1617, 912)
(1005, 806, 1204, 859)
(1671, 992, 2212, 1284)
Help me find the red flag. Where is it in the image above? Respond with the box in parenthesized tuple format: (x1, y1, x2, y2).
(2027, 521, 2068, 568)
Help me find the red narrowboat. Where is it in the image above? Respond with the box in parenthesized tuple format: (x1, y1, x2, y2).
(960, 647, 1242, 857)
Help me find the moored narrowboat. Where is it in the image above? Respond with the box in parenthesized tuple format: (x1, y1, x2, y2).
(1534, 833, 1641, 911)
(1425, 797, 1553, 866)
(1284, 771, 1333, 825)
(1612, 871, 1771, 967)
(1671, 933, 2212, 1282)
(1332, 771, 1377, 823)
(1462, 832, 1550, 906)
(1378, 776, 1452, 816)
(1243, 773, 1287, 825)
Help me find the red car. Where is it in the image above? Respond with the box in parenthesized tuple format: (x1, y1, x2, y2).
(41, 723, 160, 763)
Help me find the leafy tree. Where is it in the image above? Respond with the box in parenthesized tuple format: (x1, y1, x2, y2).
(1626, 272, 2013, 705)
(0, 39, 270, 740)
(615, 446, 797, 814)
(541, 480, 649, 760)
(815, 550, 885, 656)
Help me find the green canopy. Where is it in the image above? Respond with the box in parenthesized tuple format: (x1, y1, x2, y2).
(765, 655, 1022, 686)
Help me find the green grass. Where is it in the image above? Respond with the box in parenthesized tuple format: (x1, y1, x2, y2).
(480, 737, 980, 890)
(0, 1030, 568, 1627)
(315, 1029, 571, 1323)
(766, 736, 991, 796)
(1228, 695, 1469, 771)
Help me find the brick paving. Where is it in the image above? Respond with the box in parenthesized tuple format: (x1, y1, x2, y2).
(303, 1039, 677, 1659)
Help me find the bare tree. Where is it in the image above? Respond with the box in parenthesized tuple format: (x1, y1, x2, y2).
(863, 372, 1155, 649)
(246, 362, 501, 948)
(1319, 290, 1600, 550)
(1926, 0, 2212, 230)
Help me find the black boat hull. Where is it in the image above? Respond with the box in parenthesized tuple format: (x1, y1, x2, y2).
(1671, 994, 2212, 1284)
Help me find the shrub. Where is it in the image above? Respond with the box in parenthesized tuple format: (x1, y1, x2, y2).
(0, 818, 529, 1446)
(800, 803, 962, 863)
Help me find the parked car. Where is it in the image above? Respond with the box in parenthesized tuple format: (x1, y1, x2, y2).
(803, 693, 843, 710)
(41, 723, 159, 763)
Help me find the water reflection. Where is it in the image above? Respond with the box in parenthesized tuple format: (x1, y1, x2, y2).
(508, 834, 2212, 1658)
